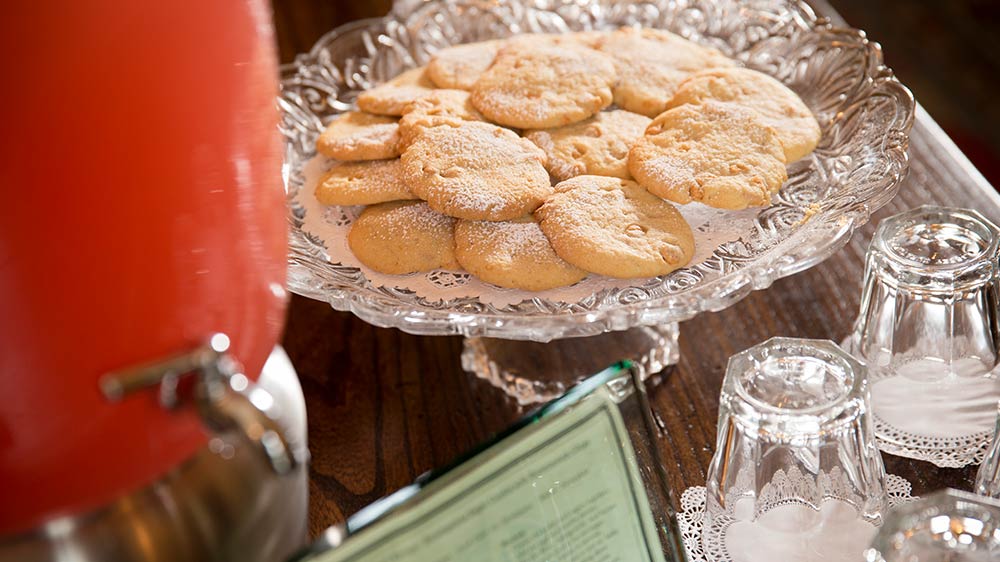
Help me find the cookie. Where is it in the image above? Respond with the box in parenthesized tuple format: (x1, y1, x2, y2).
(567, 30, 612, 48)
(470, 43, 616, 128)
(667, 67, 821, 162)
(401, 121, 551, 221)
(595, 27, 735, 117)
(427, 40, 502, 90)
(504, 32, 603, 50)
(347, 201, 459, 274)
(385, 66, 435, 88)
(454, 217, 587, 290)
(398, 89, 484, 150)
(535, 175, 694, 278)
(425, 36, 596, 92)
(357, 66, 435, 116)
(525, 109, 651, 181)
(628, 101, 787, 210)
(314, 159, 417, 206)
(316, 111, 400, 161)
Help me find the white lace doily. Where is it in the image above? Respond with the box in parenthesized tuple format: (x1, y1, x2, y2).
(839, 336, 1000, 469)
(297, 154, 760, 308)
(870, 365, 1000, 469)
(678, 474, 916, 562)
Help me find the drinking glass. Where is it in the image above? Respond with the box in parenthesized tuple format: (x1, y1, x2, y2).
(865, 489, 1000, 561)
(850, 206, 1000, 382)
(705, 337, 887, 529)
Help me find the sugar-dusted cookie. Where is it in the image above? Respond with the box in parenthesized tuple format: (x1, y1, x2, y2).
(525, 109, 651, 181)
(398, 89, 484, 150)
(347, 201, 459, 274)
(454, 217, 587, 290)
(423, 32, 606, 91)
(503, 32, 604, 50)
(535, 175, 694, 278)
(401, 121, 551, 221)
(314, 159, 417, 206)
(629, 101, 787, 210)
(383, 66, 434, 88)
(667, 67, 821, 162)
(316, 111, 400, 161)
(357, 66, 436, 116)
(470, 43, 616, 128)
(567, 29, 612, 48)
(427, 40, 502, 91)
(595, 27, 735, 117)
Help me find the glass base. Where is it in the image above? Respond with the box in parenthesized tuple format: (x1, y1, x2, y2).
(461, 324, 679, 405)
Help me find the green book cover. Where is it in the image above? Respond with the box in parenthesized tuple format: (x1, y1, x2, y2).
(302, 365, 675, 562)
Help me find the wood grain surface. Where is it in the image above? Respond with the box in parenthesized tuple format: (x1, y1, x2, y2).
(274, 0, 1000, 537)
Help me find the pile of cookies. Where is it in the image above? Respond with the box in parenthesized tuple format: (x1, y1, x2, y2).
(314, 27, 821, 291)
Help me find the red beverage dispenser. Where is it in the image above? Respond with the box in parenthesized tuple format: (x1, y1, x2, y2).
(0, 0, 307, 559)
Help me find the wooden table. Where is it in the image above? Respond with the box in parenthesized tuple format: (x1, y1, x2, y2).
(274, 0, 1000, 538)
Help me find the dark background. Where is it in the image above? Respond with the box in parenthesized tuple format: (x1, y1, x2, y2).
(270, 0, 1000, 187)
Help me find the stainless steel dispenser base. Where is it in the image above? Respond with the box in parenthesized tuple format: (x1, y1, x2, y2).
(1, 345, 309, 562)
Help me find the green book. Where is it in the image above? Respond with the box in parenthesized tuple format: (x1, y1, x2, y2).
(294, 363, 685, 562)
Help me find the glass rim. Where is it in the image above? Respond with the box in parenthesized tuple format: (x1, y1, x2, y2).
(868, 488, 1000, 560)
(871, 205, 1000, 273)
(722, 337, 869, 428)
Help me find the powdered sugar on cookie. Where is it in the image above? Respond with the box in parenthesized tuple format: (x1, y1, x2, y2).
(666, 67, 821, 162)
(629, 101, 787, 210)
(398, 89, 484, 149)
(595, 27, 735, 117)
(316, 111, 401, 161)
(401, 121, 551, 220)
(536, 175, 695, 278)
(347, 201, 459, 274)
(357, 67, 436, 116)
(455, 217, 586, 290)
(315, 159, 417, 206)
(471, 43, 617, 128)
(525, 109, 651, 181)
(427, 40, 502, 90)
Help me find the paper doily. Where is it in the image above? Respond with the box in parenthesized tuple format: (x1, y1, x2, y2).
(678, 474, 916, 562)
(870, 365, 1000, 469)
(842, 337, 1000, 469)
(297, 154, 761, 309)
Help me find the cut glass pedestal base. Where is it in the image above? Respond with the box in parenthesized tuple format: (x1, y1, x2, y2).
(461, 324, 679, 405)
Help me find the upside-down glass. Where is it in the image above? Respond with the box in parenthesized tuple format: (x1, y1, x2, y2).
(864, 489, 1000, 561)
(850, 206, 1000, 382)
(705, 338, 887, 530)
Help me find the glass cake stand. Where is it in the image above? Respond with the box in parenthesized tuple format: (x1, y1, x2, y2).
(278, 0, 915, 404)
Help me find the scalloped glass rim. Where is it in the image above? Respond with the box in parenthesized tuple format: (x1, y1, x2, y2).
(278, 0, 915, 342)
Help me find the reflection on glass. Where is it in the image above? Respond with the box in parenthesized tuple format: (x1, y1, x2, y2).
(705, 338, 887, 534)
(975, 408, 1000, 498)
(865, 489, 1000, 561)
(851, 206, 1000, 382)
